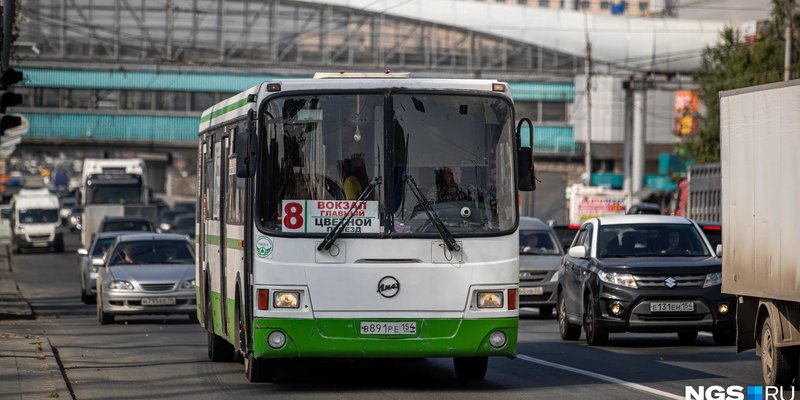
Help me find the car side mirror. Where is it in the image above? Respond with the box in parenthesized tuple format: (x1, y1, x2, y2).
(77, 248, 89, 256)
(516, 118, 535, 192)
(91, 257, 105, 267)
(715, 244, 722, 258)
(568, 245, 587, 259)
(0, 209, 9, 219)
(235, 109, 259, 178)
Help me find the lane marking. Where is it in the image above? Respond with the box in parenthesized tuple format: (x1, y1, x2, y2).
(518, 354, 683, 400)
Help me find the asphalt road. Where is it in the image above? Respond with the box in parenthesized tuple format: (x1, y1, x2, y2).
(0, 233, 763, 400)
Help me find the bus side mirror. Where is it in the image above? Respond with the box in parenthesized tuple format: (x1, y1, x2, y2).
(516, 118, 535, 192)
(235, 110, 259, 178)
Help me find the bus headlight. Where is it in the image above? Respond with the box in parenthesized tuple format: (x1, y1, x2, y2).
(274, 291, 300, 309)
(477, 291, 504, 308)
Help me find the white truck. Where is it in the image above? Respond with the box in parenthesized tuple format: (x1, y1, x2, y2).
(566, 183, 630, 225)
(79, 158, 155, 248)
(9, 188, 64, 253)
(720, 80, 800, 386)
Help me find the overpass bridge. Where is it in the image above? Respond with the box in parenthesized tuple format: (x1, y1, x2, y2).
(10, 0, 722, 156)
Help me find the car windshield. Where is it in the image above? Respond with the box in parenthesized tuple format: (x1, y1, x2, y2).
(172, 215, 195, 229)
(519, 230, 561, 255)
(700, 226, 722, 248)
(598, 223, 711, 258)
(109, 240, 194, 265)
(19, 209, 59, 223)
(91, 237, 116, 257)
(553, 225, 579, 249)
(102, 220, 152, 232)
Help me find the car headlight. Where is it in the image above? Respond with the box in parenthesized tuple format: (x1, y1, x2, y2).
(108, 280, 134, 290)
(549, 270, 560, 282)
(597, 271, 638, 289)
(703, 272, 722, 288)
(273, 291, 300, 308)
(476, 291, 504, 308)
(160, 223, 171, 232)
(181, 279, 195, 289)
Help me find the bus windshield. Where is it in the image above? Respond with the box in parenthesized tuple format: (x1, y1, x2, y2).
(257, 92, 516, 236)
(86, 184, 142, 204)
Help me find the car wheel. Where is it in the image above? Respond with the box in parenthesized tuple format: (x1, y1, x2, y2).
(81, 291, 92, 304)
(713, 330, 736, 346)
(760, 317, 796, 386)
(207, 330, 235, 362)
(558, 292, 581, 341)
(539, 306, 554, 318)
(678, 331, 698, 344)
(245, 353, 277, 383)
(453, 356, 488, 381)
(583, 295, 609, 346)
(97, 301, 114, 325)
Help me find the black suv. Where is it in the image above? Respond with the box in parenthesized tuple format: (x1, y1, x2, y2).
(556, 215, 735, 346)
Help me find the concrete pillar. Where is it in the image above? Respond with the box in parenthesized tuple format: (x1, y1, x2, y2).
(631, 88, 646, 201)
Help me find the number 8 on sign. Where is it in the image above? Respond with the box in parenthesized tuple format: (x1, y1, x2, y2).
(282, 200, 305, 231)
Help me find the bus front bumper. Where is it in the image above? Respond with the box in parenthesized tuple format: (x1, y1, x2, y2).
(251, 317, 518, 359)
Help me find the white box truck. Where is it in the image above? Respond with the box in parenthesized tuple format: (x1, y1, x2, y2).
(720, 80, 800, 386)
(79, 158, 156, 248)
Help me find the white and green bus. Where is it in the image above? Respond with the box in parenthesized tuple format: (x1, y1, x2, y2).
(195, 73, 536, 382)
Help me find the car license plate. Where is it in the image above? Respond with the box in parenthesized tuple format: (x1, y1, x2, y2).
(360, 321, 417, 335)
(650, 301, 694, 312)
(141, 297, 176, 306)
(32, 242, 48, 247)
(519, 287, 544, 295)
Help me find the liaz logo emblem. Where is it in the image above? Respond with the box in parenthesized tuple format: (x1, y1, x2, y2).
(664, 277, 678, 288)
(377, 276, 400, 298)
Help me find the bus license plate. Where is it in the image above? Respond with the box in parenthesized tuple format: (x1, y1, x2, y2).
(519, 287, 543, 295)
(360, 321, 417, 335)
(650, 302, 694, 312)
(142, 297, 176, 306)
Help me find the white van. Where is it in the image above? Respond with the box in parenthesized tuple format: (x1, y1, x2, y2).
(10, 190, 64, 253)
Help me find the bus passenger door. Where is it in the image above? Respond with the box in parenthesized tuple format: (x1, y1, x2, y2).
(217, 134, 230, 338)
(198, 139, 208, 324)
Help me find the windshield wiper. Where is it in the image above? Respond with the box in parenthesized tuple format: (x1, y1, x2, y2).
(317, 176, 382, 252)
(404, 175, 460, 252)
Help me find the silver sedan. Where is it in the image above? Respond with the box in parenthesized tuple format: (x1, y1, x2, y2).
(96, 233, 196, 324)
(78, 231, 129, 304)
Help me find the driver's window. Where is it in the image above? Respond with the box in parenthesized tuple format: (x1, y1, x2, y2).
(582, 225, 593, 254)
(571, 229, 586, 249)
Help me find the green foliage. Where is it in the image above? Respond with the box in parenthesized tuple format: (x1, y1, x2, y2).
(684, 0, 799, 163)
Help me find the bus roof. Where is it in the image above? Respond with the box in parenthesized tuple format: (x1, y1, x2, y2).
(198, 77, 511, 134)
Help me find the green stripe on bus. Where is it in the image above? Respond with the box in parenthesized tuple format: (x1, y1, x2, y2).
(200, 97, 252, 123)
(251, 317, 518, 358)
(205, 234, 244, 250)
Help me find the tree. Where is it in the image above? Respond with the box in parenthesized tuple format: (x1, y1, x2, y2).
(685, 0, 799, 163)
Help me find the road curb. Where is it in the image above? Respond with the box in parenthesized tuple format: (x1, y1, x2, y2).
(0, 333, 73, 400)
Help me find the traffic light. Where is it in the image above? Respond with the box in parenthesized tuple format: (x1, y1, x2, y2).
(0, 67, 23, 136)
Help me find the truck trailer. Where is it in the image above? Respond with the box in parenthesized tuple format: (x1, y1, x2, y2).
(720, 80, 800, 386)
